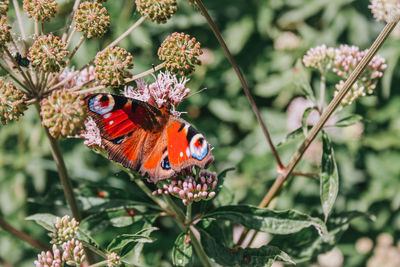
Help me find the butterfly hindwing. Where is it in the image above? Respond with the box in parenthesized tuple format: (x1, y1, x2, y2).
(166, 118, 214, 171)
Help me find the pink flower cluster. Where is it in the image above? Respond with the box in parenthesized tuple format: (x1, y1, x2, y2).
(79, 117, 102, 148)
(124, 71, 190, 113)
(61, 239, 86, 266)
(34, 245, 62, 267)
(153, 170, 217, 205)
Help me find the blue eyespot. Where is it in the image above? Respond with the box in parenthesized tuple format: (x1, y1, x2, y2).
(89, 95, 114, 115)
(190, 135, 208, 161)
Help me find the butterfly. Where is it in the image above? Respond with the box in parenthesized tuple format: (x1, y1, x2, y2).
(85, 93, 214, 183)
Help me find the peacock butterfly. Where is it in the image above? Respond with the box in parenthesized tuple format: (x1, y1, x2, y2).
(85, 93, 214, 182)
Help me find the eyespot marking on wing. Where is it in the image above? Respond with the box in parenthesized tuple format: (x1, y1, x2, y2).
(161, 155, 171, 170)
(190, 134, 208, 160)
(89, 94, 115, 115)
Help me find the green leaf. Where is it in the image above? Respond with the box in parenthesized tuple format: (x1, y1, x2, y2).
(200, 228, 294, 267)
(80, 204, 159, 234)
(320, 131, 339, 221)
(204, 205, 329, 238)
(277, 127, 304, 146)
(107, 227, 157, 257)
(77, 228, 100, 249)
(25, 213, 57, 232)
(333, 114, 363, 127)
(172, 232, 193, 267)
(269, 211, 370, 262)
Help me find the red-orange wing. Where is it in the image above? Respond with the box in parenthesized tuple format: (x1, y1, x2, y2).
(86, 94, 163, 169)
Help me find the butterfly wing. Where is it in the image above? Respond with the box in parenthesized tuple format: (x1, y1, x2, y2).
(86, 93, 165, 169)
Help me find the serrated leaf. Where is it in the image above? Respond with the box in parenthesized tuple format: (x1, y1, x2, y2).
(320, 131, 339, 221)
(269, 211, 370, 262)
(200, 228, 294, 267)
(107, 227, 157, 257)
(172, 232, 193, 267)
(333, 114, 363, 127)
(204, 205, 329, 239)
(25, 213, 57, 232)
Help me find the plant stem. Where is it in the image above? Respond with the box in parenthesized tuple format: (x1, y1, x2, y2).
(0, 217, 49, 251)
(12, 0, 28, 54)
(133, 179, 171, 212)
(125, 63, 165, 83)
(41, 121, 82, 221)
(189, 226, 212, 267)
(238, 21, 398, 248)
(63, 0, 81, 42)
(0, 62, 31, 92)
(102, 17, 146, 52)
(194, 0, 284, 170)
(319, 73, 326, 112)
(186, 202, 192, 225)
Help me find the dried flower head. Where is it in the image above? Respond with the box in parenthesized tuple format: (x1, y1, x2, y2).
(124, 71, 190, 111)
(0, 0, 9, 15)
(0, 16, 11, 51)
(23, 0, 57, 22)
(62, 239, 86, 266)
(0, 78, 27, 125)
(49, 215, 79, 244)
(136, 0, 178, 24)
(369, 0, 400, 23)
(107, 252, 122, 267)
(74, 1, 110, 38)
(333, 44, 386, 105)
(29, 33, 69, 73)
(158, 32, 202, 76)
(153, 170, 217, 205)
(302, 44, 336, 72)
(34, 244, 62, 267)
(94, 46, 134, 87)
(40, 89, 87, 139)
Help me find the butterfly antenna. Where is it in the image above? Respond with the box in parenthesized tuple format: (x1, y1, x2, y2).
(187, 87, 208, 98)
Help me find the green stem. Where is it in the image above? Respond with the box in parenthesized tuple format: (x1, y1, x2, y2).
(189, 226, 212, 267)
(319, 72, 326, 112)
(133, 178, 171, 212)
(194, 0, 284, 170)
(163, 195, 185, 224)
(186, 202, 192, 225)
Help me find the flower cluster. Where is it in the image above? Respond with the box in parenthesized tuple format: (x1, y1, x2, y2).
(34, 244, 62, 267)
(107, 252, 122, 267)
(49, 215, 79, 245)
(0, 16, 11, 51)
(158, 32, 202, 76)
(369, 0, 400, 23)
(123, 71, 190, 111)
(40, 89, 87, 139)
(303, 44, 386, 106)
(0, 0, 9, 15)
(61, 239, 86, 266)
(29, 33, 69, 73)
(333, 44, 386, 105)
(153, 170, 217, 205)
(367, 233, 400, 267)
(302, 44, 335, 72)
(23, 0, 57, 22)
(0, 78, 27, 125)
(79, 117, 103, 147)
(274, 31, 302, 51)
(94, 46, 134, 87)
(74, 1, 110, 38)
(136, 0, 178, 24)
(57, 66, 97, 89)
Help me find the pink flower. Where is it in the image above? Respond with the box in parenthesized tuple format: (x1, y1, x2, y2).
(123, 71, 191, 112)
(80, 117, 102, 148)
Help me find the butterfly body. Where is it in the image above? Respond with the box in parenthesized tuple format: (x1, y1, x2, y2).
(86, 94, 214, 182)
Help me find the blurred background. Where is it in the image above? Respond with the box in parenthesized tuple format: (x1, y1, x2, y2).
(1, 0, 400, 266)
